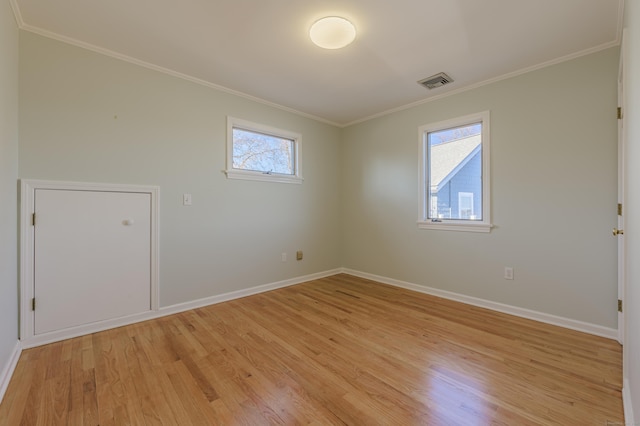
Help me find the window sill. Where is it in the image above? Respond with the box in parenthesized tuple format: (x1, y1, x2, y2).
(224, 169, 303, 184)
(417, 220, 493, 233)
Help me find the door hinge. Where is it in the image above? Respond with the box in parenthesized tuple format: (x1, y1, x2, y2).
(31, 298, 36, 311)
(618, 299, 622, 313)
(618, 203, 623, 216)
(617, 107, 623, 120)
(32, 213, 36, 226)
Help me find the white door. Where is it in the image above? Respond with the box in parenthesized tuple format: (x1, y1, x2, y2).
(33, 189, 151, 335)
(616, 34, 626, 345)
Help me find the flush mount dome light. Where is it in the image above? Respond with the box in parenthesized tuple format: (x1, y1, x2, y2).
(309, 16, 356, 49)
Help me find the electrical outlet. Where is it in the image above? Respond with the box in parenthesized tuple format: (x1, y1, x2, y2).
(504, 267, 514, 280)
(296, 251, 303, 261)
(281, 252, 287, 262)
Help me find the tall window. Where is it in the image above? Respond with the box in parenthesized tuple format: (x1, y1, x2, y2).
(225, 117, 303, 184)
(418, 111, 491, 232)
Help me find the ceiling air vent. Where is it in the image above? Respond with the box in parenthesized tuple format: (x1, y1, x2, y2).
(418, 72, 453, 90)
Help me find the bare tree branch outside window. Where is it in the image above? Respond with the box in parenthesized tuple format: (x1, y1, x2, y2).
(232, 128, 294, 175)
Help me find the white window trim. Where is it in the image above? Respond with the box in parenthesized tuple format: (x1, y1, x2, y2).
(224, 116, 303, 184)
(417, 111, 492, 233)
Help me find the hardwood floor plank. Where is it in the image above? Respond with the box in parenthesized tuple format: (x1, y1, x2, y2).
(0, 349, 37, 426)
(0, 274, 624, 425)
(162, 360, 218, 425)
(81, 368, 98, 426)
(159, 318, 219, 403)
(16, 347, 47, 426)
(115, 329, 149, 426)
(43, 359, 70, 425)
(124, 335, 179, 425)
(92, 332, 117, 425)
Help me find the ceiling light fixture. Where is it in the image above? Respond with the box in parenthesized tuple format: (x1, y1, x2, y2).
(309, 16, 356, 49)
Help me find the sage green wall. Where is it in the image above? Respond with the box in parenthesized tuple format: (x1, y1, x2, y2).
(18, 30, 620, 328)
(0, 0, 19, 376)
(342, 47, 619, 328)
(19, 32, 343, 307)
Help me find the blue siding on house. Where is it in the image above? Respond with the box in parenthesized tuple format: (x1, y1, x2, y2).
(435, 151, 482, 219)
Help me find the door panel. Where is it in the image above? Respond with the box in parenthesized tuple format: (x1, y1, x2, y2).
(617, 37, 625, 345)
(34, 189, 151, 335)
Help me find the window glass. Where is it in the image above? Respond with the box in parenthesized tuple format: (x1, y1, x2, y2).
(427, 123, 482, 221)
(232, 128, 295, 175)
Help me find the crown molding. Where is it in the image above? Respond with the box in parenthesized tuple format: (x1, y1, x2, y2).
(345, 38, 622, 127)
(10, 0, 624, 129)
(12, 10, 340, 128)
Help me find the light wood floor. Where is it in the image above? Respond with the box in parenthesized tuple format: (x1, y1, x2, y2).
(0, 274, 623, 425)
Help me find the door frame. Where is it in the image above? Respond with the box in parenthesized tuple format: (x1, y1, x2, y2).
(617, 31, 626, 346)
(19, 179, 160, 347)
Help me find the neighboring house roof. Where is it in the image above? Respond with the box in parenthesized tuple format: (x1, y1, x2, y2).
(430, 134, 481, 191)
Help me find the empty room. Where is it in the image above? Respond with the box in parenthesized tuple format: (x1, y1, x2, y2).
(1, 0, 640, 424)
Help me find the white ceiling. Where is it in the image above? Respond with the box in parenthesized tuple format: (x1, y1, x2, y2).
(12, 0, 624, 126)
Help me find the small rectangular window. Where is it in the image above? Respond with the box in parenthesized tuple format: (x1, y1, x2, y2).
(418, 111, 491, 232)
(225, 117, 303, 184)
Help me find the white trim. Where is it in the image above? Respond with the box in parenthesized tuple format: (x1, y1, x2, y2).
(417, 220, 492, 233)
(12, 19, 339, 128)
(418, 111, 492, 233)
(618, 29, 627, 347)
(19, 179, 160, 346)
(0, 341, 22, 404)
(623, 379, 635, 426)
(225, 117, 303, 184)
(11, 0, 623, 129)
(224, 169, 304, 185)
(20, 310, 161, 349)
(159, 269, 342, 317)
(345, 39, 624, 128)
(341, 268, 618, 340)
(20, 268, 342, 349)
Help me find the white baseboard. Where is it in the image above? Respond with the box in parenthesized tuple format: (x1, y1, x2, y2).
(623, 379, 635, 426)
(159, 268, 342, 316)
(19, 267, 618, 345)
(341, 268, 618, 340)
(0, 341, 22, 405)
(21, 309, 164, 349)
(21, 268, 343, 349)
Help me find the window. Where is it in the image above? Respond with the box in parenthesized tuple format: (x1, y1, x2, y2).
(418, 111, 491, 232)
(225, 117, 303, 184)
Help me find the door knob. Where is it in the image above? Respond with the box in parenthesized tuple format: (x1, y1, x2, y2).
(613, 228, 624, 236)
